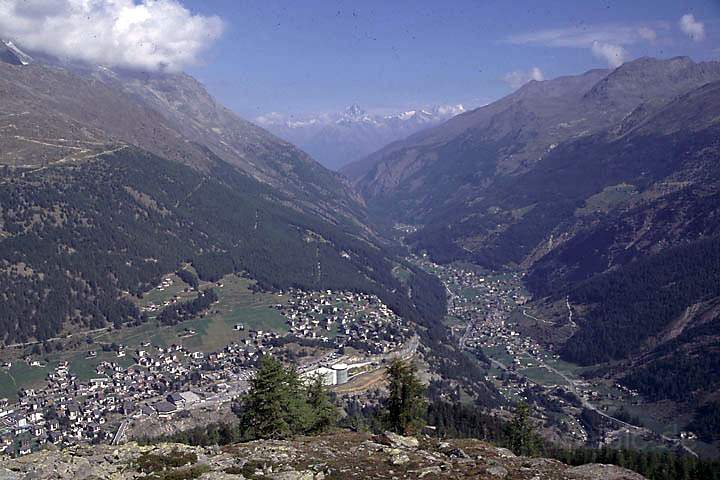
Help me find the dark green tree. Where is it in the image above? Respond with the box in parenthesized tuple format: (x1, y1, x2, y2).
(284, 364, 315, 434)
(382, 358, 427, 435)
(238, 356, 313, 440)
(506, 402, 540, 456)
(306, 374, 338, 434)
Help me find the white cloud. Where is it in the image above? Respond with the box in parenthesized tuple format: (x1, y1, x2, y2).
(591, 41, 627, 68)
(679, 14, 705, 42)
(506, 22, 665, 68)
(503, 67, 544, 89)
(637, 26, 657, 42)
(507, 23, 661, 48)
(0, 0, 224, 72)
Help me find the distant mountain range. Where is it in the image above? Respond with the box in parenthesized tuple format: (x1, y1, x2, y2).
(257, 103, 465, 170)
(345, 56, 720, 430)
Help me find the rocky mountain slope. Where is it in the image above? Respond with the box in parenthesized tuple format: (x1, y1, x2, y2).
(0, 431, 646, 479)
(345, 57, 720, 229)
(343, 57, 720, 426)
(505, 77, 720, 416)
(0, 47, 443, 345)
(260, 104, 465, 170)
(0, 55, 363, 224)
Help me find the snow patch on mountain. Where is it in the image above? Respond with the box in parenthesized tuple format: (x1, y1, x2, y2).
(1, 40, 32, 66)
(259, 104, 465, 130)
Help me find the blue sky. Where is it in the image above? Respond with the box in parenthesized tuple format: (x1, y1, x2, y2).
(174, 1, 717, 117)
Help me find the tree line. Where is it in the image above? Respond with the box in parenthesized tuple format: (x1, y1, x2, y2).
(157, 289, 218, 326)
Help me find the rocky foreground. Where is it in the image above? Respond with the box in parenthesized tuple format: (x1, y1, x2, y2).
(0, 431, 646, 479)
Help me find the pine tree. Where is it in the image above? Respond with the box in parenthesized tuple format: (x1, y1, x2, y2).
(382, 358, 427, 435)
(238, 356, 311, 440)
(506, 402, 539, 456)
(285, 364, 314, 434)
(306, 374, 338, 434)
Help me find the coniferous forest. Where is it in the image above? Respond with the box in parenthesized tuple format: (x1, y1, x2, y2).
(0, 148, 443, 344)
(561, 236, 720, 365)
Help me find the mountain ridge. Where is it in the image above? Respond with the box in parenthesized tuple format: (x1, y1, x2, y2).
(0, 52, 365, 227)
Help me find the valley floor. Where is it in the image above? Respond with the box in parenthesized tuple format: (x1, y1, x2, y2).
(407, 254, 712, 458)
(0, 249, 716, 461)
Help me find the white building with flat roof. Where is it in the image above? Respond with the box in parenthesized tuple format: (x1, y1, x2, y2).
(301, 367, 337, 386)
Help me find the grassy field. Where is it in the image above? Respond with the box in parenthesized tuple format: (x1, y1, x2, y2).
(543, 356, 588, 376)
(114, 274, 288, 353)
(110, 274, 288, 352)
(576, 183, 637, 216)
(66, 350, 136, 382)
(519, 366, 569, 386)
(0, 362, 56, 400)
(136, 272, 195, 312)
(482, 345, 516, 366)
(482, 343, 581, 391)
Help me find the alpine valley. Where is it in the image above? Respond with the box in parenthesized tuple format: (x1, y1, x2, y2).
(345, 56, 720, 456)
(0, 29, 719, 479)
(0, 41, 447, 347)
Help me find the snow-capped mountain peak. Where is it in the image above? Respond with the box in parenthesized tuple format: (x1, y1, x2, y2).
(395, 110, 417, 120)
(344, 104, 366, 118)
(432, 103, 465, 116)
(338, 104, 375, 125)
(1, 40, 33, 66)
(257, 103, 467, 170)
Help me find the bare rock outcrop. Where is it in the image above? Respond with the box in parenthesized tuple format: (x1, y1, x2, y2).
(0, 431, 647, 480)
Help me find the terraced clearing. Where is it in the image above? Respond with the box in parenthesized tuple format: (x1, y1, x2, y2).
(136, 273, 195, 313)
(0, 273, 290, 399)
(120, 273, 288, 353)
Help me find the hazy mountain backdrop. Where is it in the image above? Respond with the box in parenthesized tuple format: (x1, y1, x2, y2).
(257, 104, 465, 170)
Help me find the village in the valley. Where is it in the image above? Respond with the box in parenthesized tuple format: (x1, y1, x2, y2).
(409, 254, 694, 454)
(0, 255, 691, 457)
(0, 272, 415, 456)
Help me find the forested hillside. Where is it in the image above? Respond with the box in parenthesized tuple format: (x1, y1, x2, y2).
(0, 148, 441, 344)
(0, 58, 365, 233)
(559, 236, 720, 365)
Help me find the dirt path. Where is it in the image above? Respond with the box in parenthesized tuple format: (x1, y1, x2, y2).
(333, 367, 387, 394)
(523, 309, 552, 325)
(174, 176, 207, 208)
